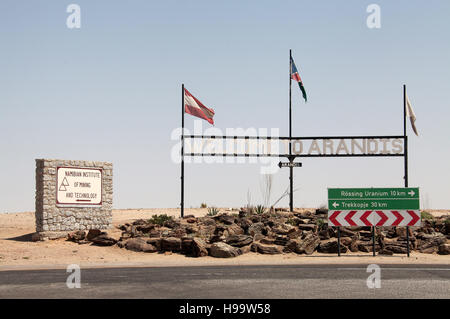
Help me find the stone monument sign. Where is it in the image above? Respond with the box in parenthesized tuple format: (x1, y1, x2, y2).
(34, 159, 113, 240)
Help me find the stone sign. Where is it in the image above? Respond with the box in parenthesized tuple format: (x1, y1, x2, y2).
(34, 159, 113, 240)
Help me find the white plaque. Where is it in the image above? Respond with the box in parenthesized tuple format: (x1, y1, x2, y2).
(56, 167, 102, 207)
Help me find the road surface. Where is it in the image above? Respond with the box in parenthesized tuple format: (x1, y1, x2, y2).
(0, 264, 448, 298)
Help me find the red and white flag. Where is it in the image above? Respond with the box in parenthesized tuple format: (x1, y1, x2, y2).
(184, 88, 215, 125)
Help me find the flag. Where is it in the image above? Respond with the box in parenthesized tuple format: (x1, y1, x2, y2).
(406, 93, 418, 136)
(290, 57, 307, 102)
(184, 88, 215, 125)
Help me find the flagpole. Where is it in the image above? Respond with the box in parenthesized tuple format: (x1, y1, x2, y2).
(403, 84, 410, 257)
(181, 83, 185, 218)
(289, 49, 293, 212)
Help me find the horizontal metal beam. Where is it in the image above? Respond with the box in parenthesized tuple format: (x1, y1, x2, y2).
(183, 135, 406, 140)
(184, 153, 405, 158)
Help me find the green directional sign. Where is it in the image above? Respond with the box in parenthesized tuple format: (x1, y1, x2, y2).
(328, 187, 420, 210)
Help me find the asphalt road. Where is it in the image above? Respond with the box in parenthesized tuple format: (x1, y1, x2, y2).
(0, 264, 448, 299)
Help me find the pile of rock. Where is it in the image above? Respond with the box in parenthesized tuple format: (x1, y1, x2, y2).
(67, 208, 450, 258)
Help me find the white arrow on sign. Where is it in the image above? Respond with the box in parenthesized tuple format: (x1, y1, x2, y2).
(408, 190, 415, 197)
(332, 201, 339, 208)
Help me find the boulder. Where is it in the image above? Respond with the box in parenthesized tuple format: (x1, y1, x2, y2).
(86, 229, 102, 241)
(192, 238, 209, 257)
(209, 242, 241, 258)
(318, 239, 348, 253)
(298, 233, 320, 255)
(67, 231, 86, 242)
(248, 222, 265, 237)
(379, 248, 394, 255)
(146, 238, 162, 250)
(438, 244, 450, 255)
(90, 234, 117, 246)
(252, 242, 283, 254)
(161, 237, 182, 252)
(417, 233, 446, 253)
(223, 224, 244, 237)
(214, 214, 235, 225)
(125, 238, 157, 252)
(226, 235, 253, 247)
(274, 235, 290, 246)
(297, 224, 317, 232)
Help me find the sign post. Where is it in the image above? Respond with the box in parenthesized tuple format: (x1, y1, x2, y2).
(328, 187, 420, 256)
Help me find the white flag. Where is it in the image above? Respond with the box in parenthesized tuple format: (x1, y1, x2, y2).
(406, 93, 418, 136)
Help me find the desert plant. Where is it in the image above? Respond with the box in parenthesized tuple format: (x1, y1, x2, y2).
(148, 214, 173, 226)
(316, 218, 326, 230)
(260, 174, 273, 208)
(200, 203, 207, 208)
(286, 218, 297, 226)
(421, 211, 433, 220)
(255, 205, 266, 215)
(207, 207, 219, 216)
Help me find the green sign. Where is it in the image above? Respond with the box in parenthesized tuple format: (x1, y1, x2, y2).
(328, 187, 420, 210)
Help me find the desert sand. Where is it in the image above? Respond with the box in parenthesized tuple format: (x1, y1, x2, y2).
(0, 209, 448, 271)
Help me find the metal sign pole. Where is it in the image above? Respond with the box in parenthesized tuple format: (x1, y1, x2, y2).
(181, 84, 185, 218)
(289, 49, 294, 212)
(337, 227, 341, 257)
(372, 226, 376, 257)
(403, 84, 410, 257)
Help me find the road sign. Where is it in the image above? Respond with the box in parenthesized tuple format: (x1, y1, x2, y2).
(327, 187, 420, 227)
(56, 167, 103, 207)
(278, 161, 302, 168)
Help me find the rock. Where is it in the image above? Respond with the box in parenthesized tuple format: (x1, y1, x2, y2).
(274, 235, 290, 246)
(396, 227, 414, 238)
(146, 237, 162, 250)
(340, 228, 356, 237)
(384, 244, 407, 254)
(379, 248, 394, 255)
(248, 222, 265, 237)
(223, 224, 244, 237)
(318, 239, 348, 253)
(181, 237, 194, 254)
(417, 233, 446, 253)
(90, 234, 117, 246)
(226, 235, 253, 247)
(214, 214, 235, 225)
(238, 244, 252, 254)
(125, 238, 157, 252)
(438, 244, 450, 255)
(86, 229, 102, 241)
(161, 237, 182, 252)
(192, 238, 209, 257)
(340, 236, 353, 246)
(239, 218, 253, 231)
(67, 230, 86, 242)
(299, 233, 320, 255)
(209, 242, 242, 258)
(186, 217, 197, 224)
(272, 224, 294, 235)
(252, 242, 283, 254)
(297, 224, 317, 232)
(260, 238, 275, 245)
(318, 229, 330, 240)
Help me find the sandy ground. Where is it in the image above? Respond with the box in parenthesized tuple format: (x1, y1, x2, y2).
(0, 209, 449, 271)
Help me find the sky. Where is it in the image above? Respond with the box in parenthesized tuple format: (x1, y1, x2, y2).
(0, 0, 449, 212)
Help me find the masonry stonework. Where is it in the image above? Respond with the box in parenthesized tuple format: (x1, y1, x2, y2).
(34, 159, 113, 240)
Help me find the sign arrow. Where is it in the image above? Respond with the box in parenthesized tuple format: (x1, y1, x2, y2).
(408, 190, 415, 197)
(376, 210, 388, 226)
(407, 210, 420, 226)
(332, 201, 339, 208)
(391, 210, 404, 226)
(360, 211, 372, 226)
(328, 211, 341, 226)
(344, 210, 357, 226)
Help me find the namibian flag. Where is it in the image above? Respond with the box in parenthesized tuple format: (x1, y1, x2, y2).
(290, 57, 307, 102)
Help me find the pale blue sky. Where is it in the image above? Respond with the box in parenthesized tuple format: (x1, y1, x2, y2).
(0, 1, 449, 212)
